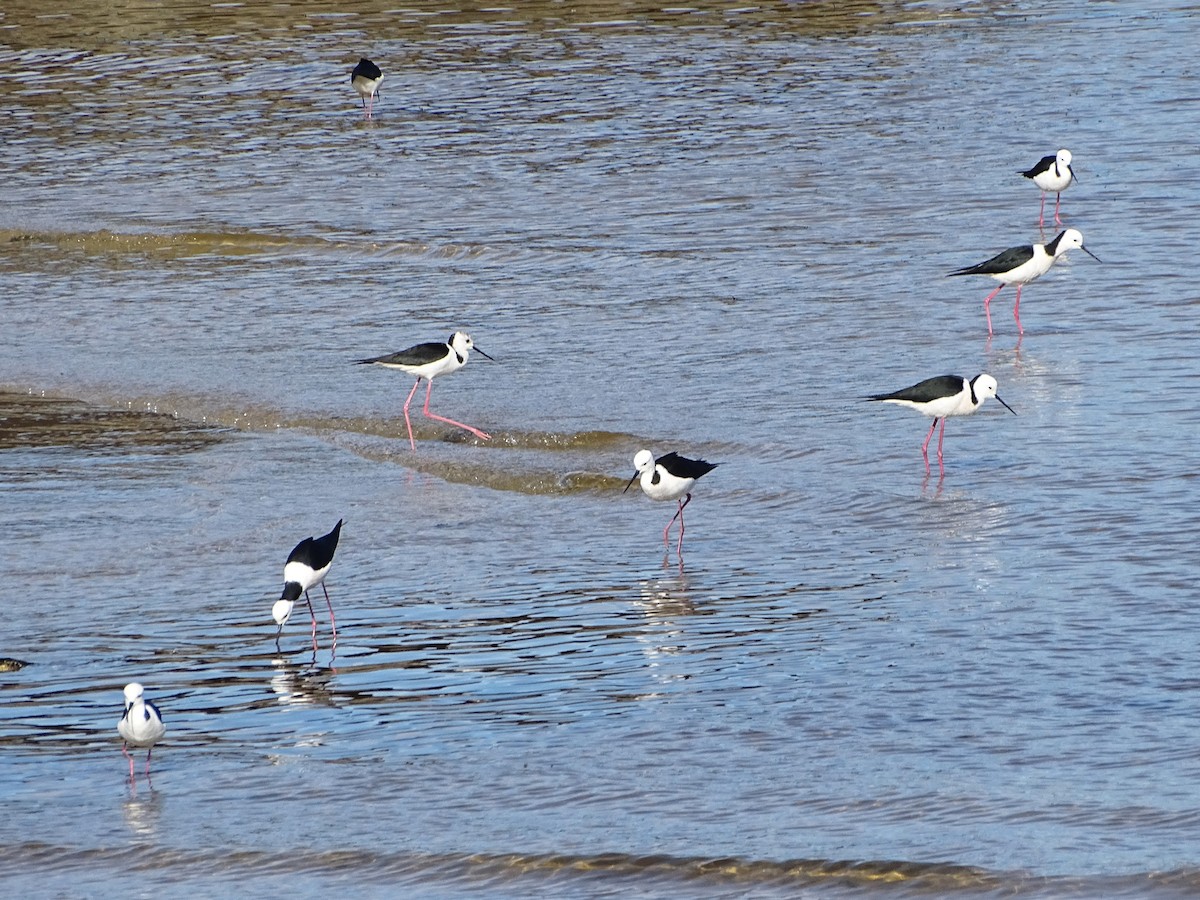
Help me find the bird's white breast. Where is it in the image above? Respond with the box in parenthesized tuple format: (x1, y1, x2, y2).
(640, 467, 694, 502)
(1032, 167, 1071, 193)
(118, 700, 166, 746)
(283, 559, 328, 592)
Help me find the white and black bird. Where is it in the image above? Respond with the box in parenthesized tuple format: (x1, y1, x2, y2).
(624, 450, 718, 555)
(351, 57, 383, 119)
(868, 373, 1015, 471)
(1020, 149, 1075, 228)
(117, 682, 166, 779)
(948, 229, 1100, 335)
(357, 332, 494, 451)
(273, 519, 343, 652)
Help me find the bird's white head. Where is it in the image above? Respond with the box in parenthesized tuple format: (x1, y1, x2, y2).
(449, 331, 494, 362)
(971, 373, 1016, 415)
(623, 449, 656, 494)
(1057, 148, 1072, 166)
(974, 374, 999, 400)
(1054, 228, 1100, 263)
(123, 682, 145, 705)
(272, 599, 294, 627)
(1059, 228, 1084, 252)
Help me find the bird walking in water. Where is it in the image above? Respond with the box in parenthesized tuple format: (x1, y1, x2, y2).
(118, 682, 166, 779)
(350, 57, 383, 119)
(948, 228, 1100, 335)
(1020, 149, 1075, 228)
(868, 373, 1015, 472)
(274, 519, 343, 652)
(624, 450, 718, 556)
(357, 332, 494, 451)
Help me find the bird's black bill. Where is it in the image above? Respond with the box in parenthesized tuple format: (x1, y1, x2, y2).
(622, 472, 638, 493)
(1081, 245, 1101, 263)
(995, 395, 1017, 415)
(473, 346, 496, 361)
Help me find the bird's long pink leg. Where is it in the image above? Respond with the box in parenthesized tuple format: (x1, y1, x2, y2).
(920, 418, 939, 472)
(123, 744, 135, 779)
(421, 379, 491, 441)
(983, 285, 1003, 335)
(304, 591, 318, 652)
(1038, 193, 1047, 229)
(402, 378, 421, 451)
(677, 501, 686, 555)
(322, 583, 338, 651)
(936, 418, 946, 463)
(666, 494, 693, 555)
(1012, 284, 1025, 335)
(1053, 192, 1063, 226)
(145, 748, 154, 776)
(367, 94, 374, 120)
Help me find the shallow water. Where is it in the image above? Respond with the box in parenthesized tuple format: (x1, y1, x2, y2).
(3, 0, 1200, 896)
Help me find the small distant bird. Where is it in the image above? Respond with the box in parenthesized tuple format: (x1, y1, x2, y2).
(117, 683, 166, 779)
(274, 519, 343, 652)
(948, 228, 1100, 335)
(1020, 149, 1075, 228)
(357, 332, 494, 451)
(350, 57, 383, 119)
(624, 450, 718, 555)
(868, 373, 1015, 471)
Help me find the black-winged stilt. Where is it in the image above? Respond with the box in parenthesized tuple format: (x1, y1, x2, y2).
(1020, 149, 1075, 228)
(351, 58, 383, 119)
(948, 229, 1100, 335)
(868, 373, 1015, 471)
(273, 519, 343, 652)
(357, 332, 493, 450)
(118, 682, 166, 779)
(624, 450, 718, 555)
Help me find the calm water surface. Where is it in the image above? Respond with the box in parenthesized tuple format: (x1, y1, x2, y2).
(2, 0, 1200, 896)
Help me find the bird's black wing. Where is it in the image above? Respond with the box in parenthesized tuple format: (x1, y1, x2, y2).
(657, 451, 718, 480)
(356, 342, 449, 366)
(287, 519, 342, 569)
(352, 58, 381, 81)
(948, 244, 1034, 277)
(868, 374, 965, 404)
(1019, 154, 1056, 178)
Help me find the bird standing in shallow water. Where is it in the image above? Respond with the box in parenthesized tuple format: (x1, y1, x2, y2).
(350, 57, 383, 119)
(948, 228, 1100, 335)
(867, 373, 1015, 472)
(117, 682, 166, 779)
(624, 450, 718, 556)
(357, 332, 494, 451)
(1020, 149, 1075, 228)
(274, 519, 343, 652)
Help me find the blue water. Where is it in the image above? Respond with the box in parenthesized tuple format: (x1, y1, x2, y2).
(2, 0, 1200, 896)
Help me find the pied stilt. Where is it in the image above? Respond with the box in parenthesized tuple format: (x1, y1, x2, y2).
(351, 58, 383, 119)
(1020, 149, 1075, 228)
(624, 450, 718, 555)
(357, 332, 493, 450)
(868, 373, 1015, 471)
(273, 519, 342, 652)
(117, 683, 166, 779)
(948, 229, 1099, 335)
